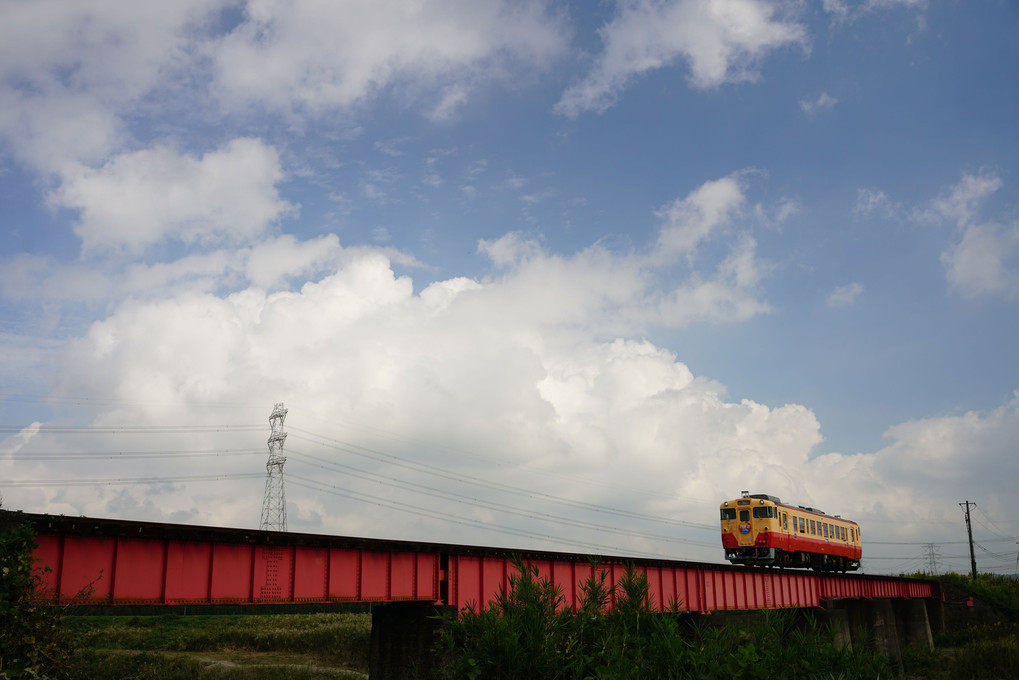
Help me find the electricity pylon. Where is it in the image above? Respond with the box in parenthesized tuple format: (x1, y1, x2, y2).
(259, 403, 288, 532)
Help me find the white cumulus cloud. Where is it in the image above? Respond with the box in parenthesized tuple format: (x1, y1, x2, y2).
(555, 0, 807, 117)
(213, 0, 567, 115)
(919, 170, 1019, 299)
(52, 139, 295, 254)
(654, 173, 748, 262)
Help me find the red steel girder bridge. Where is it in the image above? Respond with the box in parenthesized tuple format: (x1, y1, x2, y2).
(16, 511, 934, 612)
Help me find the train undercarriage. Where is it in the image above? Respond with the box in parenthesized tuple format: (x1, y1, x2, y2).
(725, 547, 860, 572)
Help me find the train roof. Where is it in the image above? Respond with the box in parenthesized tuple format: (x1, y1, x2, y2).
(723, 492, 859, 525)
(748, 493, 782, 504)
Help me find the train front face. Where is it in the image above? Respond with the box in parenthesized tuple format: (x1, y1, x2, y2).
(720, 496, 779, 565)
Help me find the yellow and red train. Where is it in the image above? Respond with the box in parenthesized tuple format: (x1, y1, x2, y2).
(720, 491, 861, 572)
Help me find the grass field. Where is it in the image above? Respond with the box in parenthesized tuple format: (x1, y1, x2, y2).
(60, 612, 372, 679)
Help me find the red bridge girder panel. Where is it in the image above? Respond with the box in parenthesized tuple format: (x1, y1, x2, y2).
(32, 533, 440, 606)
(446, 554, 749, 615)
(23, 511, 933, 612)
(701, 568, 820, 610)
(447, 555, 934, 613)
(819, 574, 932, 601)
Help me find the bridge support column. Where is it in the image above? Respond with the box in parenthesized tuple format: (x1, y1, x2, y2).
(813, 606, 853, 652)
(893, 598, 934, 651)
(826, 599, 904, 673)
(925, 595, 945, 634)
(369, 602, 454, 680)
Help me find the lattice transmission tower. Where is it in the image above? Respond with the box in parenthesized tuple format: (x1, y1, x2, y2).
(259, 403, 288, 532)
(923, 543, 942, 576)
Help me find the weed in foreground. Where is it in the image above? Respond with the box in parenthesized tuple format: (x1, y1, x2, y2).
(947, 634, 1019, 680)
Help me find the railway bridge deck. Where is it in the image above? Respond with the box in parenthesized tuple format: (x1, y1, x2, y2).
(7, 510, 940, 679)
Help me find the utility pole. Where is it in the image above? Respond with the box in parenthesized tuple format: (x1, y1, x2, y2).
(960, 501, 977, 581)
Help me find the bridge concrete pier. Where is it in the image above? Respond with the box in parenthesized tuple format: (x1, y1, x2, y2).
(894, 598, 935, 650)
(822, 597, 935, 673)
(813, 606, 853, 651)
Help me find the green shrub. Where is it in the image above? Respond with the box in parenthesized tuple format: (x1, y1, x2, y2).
(938, 573, 1019, 621)
(0, 512, 71, 679)
(434, 558, 573, 679)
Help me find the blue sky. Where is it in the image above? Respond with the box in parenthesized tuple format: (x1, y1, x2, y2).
(2, 0, 1018, 575)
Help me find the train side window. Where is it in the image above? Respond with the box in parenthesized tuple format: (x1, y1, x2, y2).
(799, 517, 805, 533)
(739, 510, 749, 522)
(721, 508, 736, 520)
(810, 520, 816, 535)
(753, 507, 774, 519)
(782, 513, 788, 530)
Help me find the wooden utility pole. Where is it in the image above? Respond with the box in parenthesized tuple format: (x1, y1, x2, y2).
(960, 501, 977, 580)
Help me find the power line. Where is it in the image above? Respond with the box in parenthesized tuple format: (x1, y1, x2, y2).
(972, 506, 1013, 540)
(286, 473, 683, 559)
(290, 411, 722, 507)
(867, 537, 1018, 546)
(6, 448, 262, 460)
(1, 473, 263, 487)
(0, 424, 263, 434)
(288, 447, 714, 533)
(287, 450, 715, 549)
(288, 428, 715, 531)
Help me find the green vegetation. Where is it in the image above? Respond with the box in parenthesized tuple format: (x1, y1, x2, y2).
(889, 571, 1019, 680)
(64, 612, 370, 660)
(1, 512, 71, 678)
(433, 558, 889, 680)
(937, 572, 1019, 624)
(61, 612, 371, 678)
(8, 608, 371, 679)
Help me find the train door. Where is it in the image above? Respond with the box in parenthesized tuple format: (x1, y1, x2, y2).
(734, 508, 750, 544)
